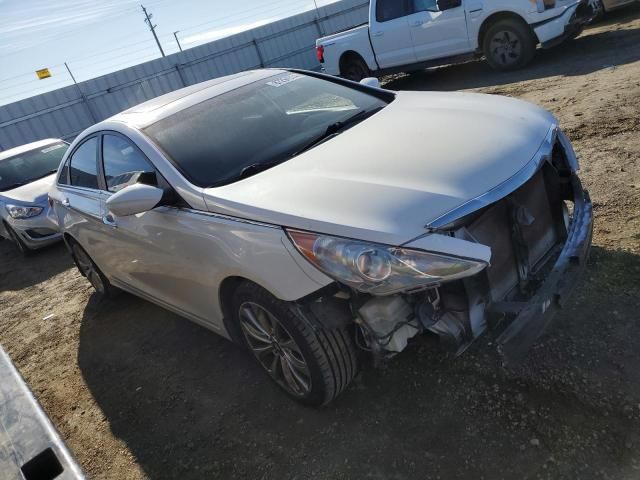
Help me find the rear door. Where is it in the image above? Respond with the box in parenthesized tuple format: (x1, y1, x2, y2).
(408, 0, 470, 62)
(56, 135, 109, 262)
(370, 0, 417, 68)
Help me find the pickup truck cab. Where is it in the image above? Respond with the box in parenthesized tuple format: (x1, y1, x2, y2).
(316, 0, 594, 80)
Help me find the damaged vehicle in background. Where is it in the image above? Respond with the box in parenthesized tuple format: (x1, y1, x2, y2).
(315, 0, 595, 81)
(49, 69, 593, 406)
(0, 139, 68, 255)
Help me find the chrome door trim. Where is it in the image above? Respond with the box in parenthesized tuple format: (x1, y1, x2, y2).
(56, 186, 105, 221)
(425, 125, 558, 231)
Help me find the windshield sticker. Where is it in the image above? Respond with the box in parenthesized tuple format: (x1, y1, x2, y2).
(266, 73, 302, 88)
(41, 144, 64, 153)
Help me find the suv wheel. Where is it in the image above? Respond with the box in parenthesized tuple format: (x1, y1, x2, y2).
(71, 242, 117, 297)
(483, 19, 536, 71)
(233, 282, 358, 406)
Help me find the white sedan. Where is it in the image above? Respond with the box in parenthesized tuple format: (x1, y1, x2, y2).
(50, 69, 593, 405)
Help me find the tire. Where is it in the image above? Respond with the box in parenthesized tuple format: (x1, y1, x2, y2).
(483, 19, 536, 71)
(589, 0, 605, 22)
(233, 282, 358, 406)
(341, 55, 370, 82)
(70, 241, 118, 298)
(4, 223, 32, 256)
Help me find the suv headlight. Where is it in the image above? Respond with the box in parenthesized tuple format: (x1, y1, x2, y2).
(287, 230, 487, 296)
(5, 204, 43, 219)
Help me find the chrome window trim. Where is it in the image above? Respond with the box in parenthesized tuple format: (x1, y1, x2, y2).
(425, 124, 558, 231)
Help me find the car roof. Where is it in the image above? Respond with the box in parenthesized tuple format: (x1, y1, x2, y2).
(110, 69, 286, 129)
(0, 138, 63, 162)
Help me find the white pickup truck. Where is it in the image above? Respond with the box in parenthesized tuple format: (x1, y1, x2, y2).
(316, 0, 594, 80)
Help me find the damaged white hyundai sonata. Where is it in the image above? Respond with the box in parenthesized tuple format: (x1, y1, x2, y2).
(50, 69, 592, 405)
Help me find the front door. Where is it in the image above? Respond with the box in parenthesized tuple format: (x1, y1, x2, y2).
(371, 0, 417, 68)
(407, 0, 470, 62)
(96, 132, 221, 327)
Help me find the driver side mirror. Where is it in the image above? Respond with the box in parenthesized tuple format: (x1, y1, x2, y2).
(437, 0, 462, 10)
(360, 77, 381, 89)
(106, 183, 164, 217)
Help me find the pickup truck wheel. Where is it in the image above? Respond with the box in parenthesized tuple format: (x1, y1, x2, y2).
(71, 242, 118, 298)
(483, 19, 536, 71)
(233, 282, 358, 406)
(4, 223, 32, 256)
(341, 56, 370, 82)
(589, 0, 605, 21)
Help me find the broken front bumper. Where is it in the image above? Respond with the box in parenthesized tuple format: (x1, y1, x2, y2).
(534, 0, 594, 47)
(495, 173, 593, 363)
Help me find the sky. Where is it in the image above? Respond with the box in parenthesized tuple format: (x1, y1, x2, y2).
(0, 0, 335, 106)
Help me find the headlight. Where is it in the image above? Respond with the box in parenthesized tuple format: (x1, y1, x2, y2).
(5, 204, 43, 219)
(287, 230, 487, 296)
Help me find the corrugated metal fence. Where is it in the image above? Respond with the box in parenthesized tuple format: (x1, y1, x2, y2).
(0, 0, 368, 151)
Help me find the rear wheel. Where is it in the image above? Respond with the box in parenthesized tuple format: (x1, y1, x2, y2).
(483, 19, 536, 71)
(341, 55, 370, 82)
(4, 223, 31, 256)
(233, 282, 358, 406)
(71, 242, 117, 298)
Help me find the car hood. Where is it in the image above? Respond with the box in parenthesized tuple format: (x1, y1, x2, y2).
(203, 91, 556, 246)
(0, 174, 55, 205)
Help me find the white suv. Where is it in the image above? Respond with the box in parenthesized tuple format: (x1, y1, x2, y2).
(50, 70, 592, 405)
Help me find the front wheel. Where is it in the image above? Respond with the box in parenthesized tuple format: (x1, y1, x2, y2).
(5, 223, 32, 256)
(483, 19, 536, 71)
(589, 0, 605, 22)
(233, 282, 358, 406)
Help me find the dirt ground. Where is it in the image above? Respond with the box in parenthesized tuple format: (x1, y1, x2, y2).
(1, 8, 639, 479)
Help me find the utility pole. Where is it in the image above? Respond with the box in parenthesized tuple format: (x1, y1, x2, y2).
(173, 31, 183, 52)
(141, 4, 165, 57)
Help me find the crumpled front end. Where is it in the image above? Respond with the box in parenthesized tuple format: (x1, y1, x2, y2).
(533, 0, 595, 47)
(339, 126, 593, 363)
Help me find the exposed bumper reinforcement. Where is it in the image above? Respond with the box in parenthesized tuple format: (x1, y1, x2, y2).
(496, 174, 593, 364)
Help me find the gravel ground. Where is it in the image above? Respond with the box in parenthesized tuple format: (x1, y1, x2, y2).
(1, 8, 639, 479)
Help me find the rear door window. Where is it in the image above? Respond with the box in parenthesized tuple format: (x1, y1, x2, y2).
(101, 134, 157, 193)
(69, 137, 99, 189)
(377, 0, 408, 22)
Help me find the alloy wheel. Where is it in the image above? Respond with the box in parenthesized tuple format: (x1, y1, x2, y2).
(74, 246, 106, 294)
(239, 301, 312, 397)
(490, 30, 523, 67)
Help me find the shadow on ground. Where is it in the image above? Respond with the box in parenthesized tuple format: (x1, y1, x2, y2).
(0, 240, 72, 292)
(77, 246, 640, 479)
(385, 7, 640, 93)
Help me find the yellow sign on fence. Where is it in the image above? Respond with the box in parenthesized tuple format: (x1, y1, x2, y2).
(36, 68, 51, 80)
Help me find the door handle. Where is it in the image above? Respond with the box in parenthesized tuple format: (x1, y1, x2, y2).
(372, 31, 383, 37)
(62, 198, 70, 207)
(102, 214, 117, 228)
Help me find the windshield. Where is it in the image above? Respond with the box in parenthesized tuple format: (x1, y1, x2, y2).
(144, 72, 390, 187)
(0, 142, 68, 192)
